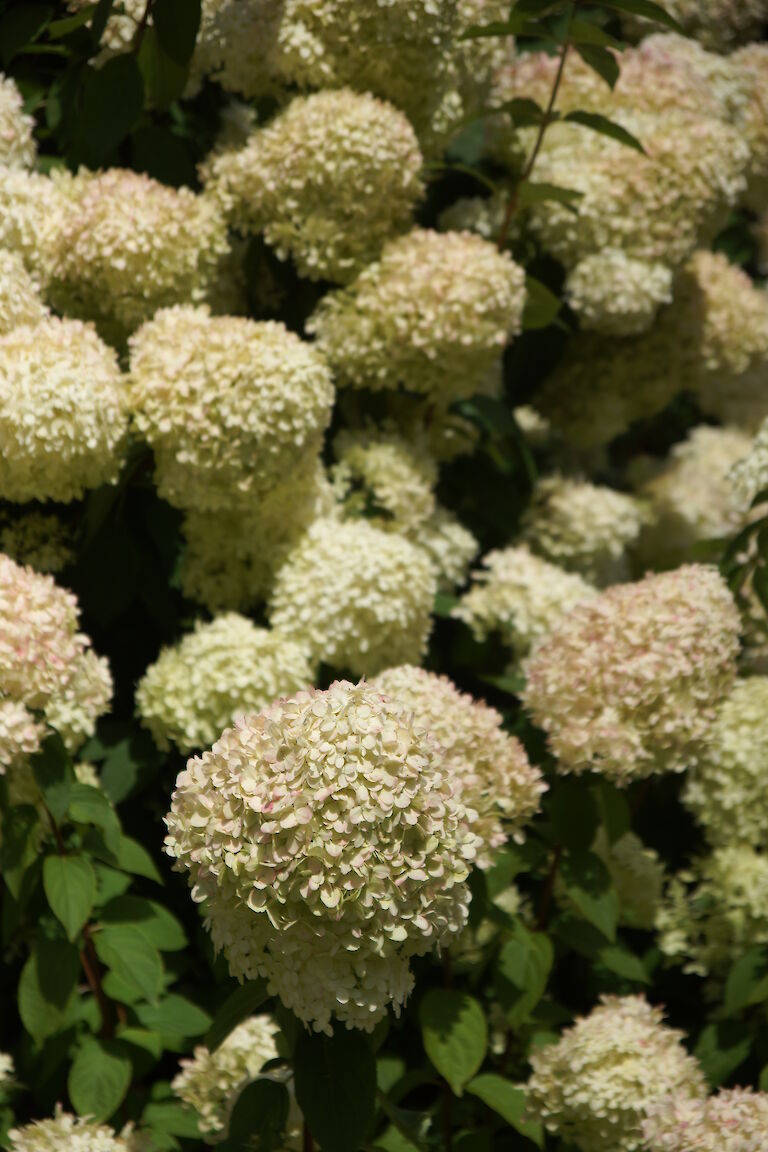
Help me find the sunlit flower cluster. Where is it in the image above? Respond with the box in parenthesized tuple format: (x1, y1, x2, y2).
(129, 306, 334, 511)
(730, 414, 768, 506)
(165, 680, 477, 1032)
(525, 996, 707, 1152)
(268, 518, 436, 676)
(204, 89, 423, 282)
(453, 546, 595, 658)
(0, 73, 35, 168)
(0, 513, 75, 575)
(521, 476, 648, 586)
(308, 229, 526, 402)
(8, 1111, 129, 1152)
(47, 169, 229, 342)
(656, 846, 768, 979)
(564, 251, 673, 336)
(643, 1088, 768, 1151)
(331, 429, 437, 533)
(409, 508, 479, 593)
(0, 167, 87, 287)
(0, 318, 127, 504)
(137, 614, 312, 754)
(523, 566, 741, 783)
(0, 249, 47, 334)
(372, 665, 545, 865)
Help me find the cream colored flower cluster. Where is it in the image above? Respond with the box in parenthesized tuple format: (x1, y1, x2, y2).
(412, 508, 479, 594)
(180, 457, 335, 612)
(47, 169, 229, 342)
(0, 318, 127, 504)
(730, 414, 768, 507)
(683, 678, 768, 848)
(268, 518, 436, 676)
(564, 251, 673, 337)
(656, 847, 768, 978)
(66, 0, 144, 62)
(8, 1111, 129, 1152)
(308, 229, 526, 402)
(204, 89, 423, 282)
(524, 996, 707, 1152)
(0, 513, 75, 575)
(523, 566, 741, 783)
(372, 665, 545, 865)
(521, 476, 648, 586)
(453, 545, 595, 658)
(0, 249, 47, 334)
(0, 167, 86, 287)
(0, 1052, 13, 1085)
(643, 1089, 768, 1151)
(632, 1, 768, 51)
(636, 426, 752, 566)
(172, 1015, 290, 1137)
(165, 680, 477, 1032)
(137, 613, 312, 753)
(128, 305, 334, 512)
(0, 555, 112, 770)
(331, 429, 437, 532)
(0, 73, 35, 169)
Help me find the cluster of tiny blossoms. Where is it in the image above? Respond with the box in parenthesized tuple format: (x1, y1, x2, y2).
(7, 1111, 130, 1152)
(525, 996, 707, 1152)
(730, 414, 768, 506)
(0, 555, 112, 770)
(268, 518, 436, 676)
(0, 318, 127, 504)
(331, 429, 437, 533)
(0, 513, 75, 575)
(643, 1088, 768, 1151)
(0, 1052, 13, 1086)
(453, 545, 596, 659)
(204, 89, 423, 282)
(165, 681, 477, 1033)
(0, 249, 47, 335)
(627, 1, 768, 50)
(564, 251, 673, 336)
(0, 167, 87, 287)
(372, 666, 545, 865)
(47, 169, 229, 343)
(128, 306, 334, 511)
(410, 507, 479, 594)
(0, 73, 35, 168)
(522, 566, 741, 783)
(521, 476, 648, 586)
(308, 229, 526, 402)
(136, 614, 312, 754)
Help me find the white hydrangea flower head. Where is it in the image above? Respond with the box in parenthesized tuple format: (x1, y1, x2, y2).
(66, 0, 145, 62)
(683, 677, 768, 847)
(268, 517, 436, 676)
(564, 252, 673, 336)
(47, 169, 229, 342)
(638, 426, 752, 565)
(0, 249, 48, 334)
(593, 829, 665, 931)
(129, 306, 334, 512)
(0, 318, 127, 504)
(172, 1014, 286, 1136)
(525, 996, 707, 1152)
(331, 429, 437, 533)
(720, 43, 768, 212)
(656, 847, 768, 978)
(407, 507, 479, 593)
(643, 1088, 768, 1151)
(0, 1052, 13, 1085)
(453, 545, 596, 658)
(8, 1110, 130, 1151)
(0, 555, 112, 770)
(523, 566, 741, 784)
(0, 513, 75, 574)
(0, 167, 87, 287)
(730, 414, 768, 507)
(204, 89, 423, 283)
(0, 75, 35, 168)
(372, 665, 545, 865)
(439, 193, 509, 244)
(165, 680, 478, 1032)
(521, 476, 648, 586)
(137, 613, 313, 754)
(308, 229, 526, 403)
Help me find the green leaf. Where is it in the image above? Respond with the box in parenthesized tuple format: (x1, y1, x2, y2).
(466, 1074, 543, 1147)
(47, 4, 97, 38)
(137, 27, 189, 109)
(142, 1100, 202, 1139)
(94, 923, 164, 1004)
(75, 55, 144, 165)
(560, 850, 618, 941)
(153, 0, 201, 64)
(724, 947, 768, 1015)
(69, 1037, 132, 1122)
(32, 732, 75, 824)
(18, 938, 80, 1044)
(549, 779, 599, 852)
(523, 275, 562, 330)
(567, 18, 623, 47)
(517, 180, 583, 211)
(118, 1026, 163, 1062)
(598, 943, 649, 984)
(101, 895, 186, 951)
(219, 1079, 290, 1151)
(695, 1022, 752, 1086)
(294, 1028, 376, 1152)
(594, 781, 630, 845)
(0, 4, 52, 65)
(43, 854, 96, 941)
(135, 994, 212, 1038)
(91, 0, 116, 46)
(496, 925, 554, 1026)
(495, 97, 548, 127)
(113, 835, 163, 883)
(1, 805, 41, 898)
(419, 990, 487, 1095)
(206, 980, 270, 1052)
(564, 111, 645, 153)
(69, 784, 121, 854)
(434, 593, 459, 618)
(596, 0, 684, 33)
(576, 44, 620, 89)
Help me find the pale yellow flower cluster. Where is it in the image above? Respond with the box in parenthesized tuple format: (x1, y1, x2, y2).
(0, 514, 74, 575)
(644, 1088, 768, 1151)
(8, 1111, 129, 1152)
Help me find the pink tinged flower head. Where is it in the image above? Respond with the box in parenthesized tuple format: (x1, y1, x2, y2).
(643, 1087, 768, 1151)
